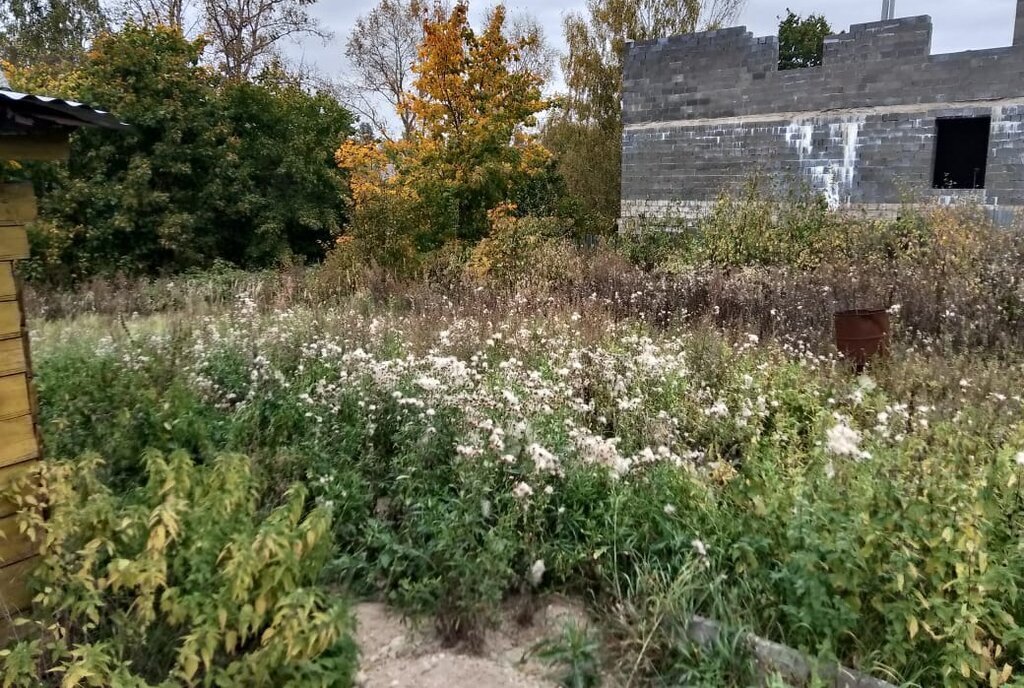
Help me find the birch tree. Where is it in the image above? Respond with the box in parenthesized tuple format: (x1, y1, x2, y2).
(546, 0, 745, 228)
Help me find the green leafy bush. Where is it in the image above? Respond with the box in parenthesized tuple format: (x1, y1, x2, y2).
(0, 451, 356, 687)
(10, 24, 353, 285)
(325, 190, 426, 279)
(686, 178, 866, 268)
(467, 209, 577, 286)
(630, 177, 1023, 278)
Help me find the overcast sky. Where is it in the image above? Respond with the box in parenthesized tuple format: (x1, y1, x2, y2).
(288, 0, 1018, 90)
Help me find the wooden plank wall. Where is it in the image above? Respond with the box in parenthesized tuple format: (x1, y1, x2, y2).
(0, 183, 41, 631)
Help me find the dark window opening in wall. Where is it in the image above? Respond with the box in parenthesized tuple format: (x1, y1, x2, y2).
(932, 117, 991, 189)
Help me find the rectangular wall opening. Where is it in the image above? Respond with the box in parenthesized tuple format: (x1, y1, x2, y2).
(932, 116, 991, 189)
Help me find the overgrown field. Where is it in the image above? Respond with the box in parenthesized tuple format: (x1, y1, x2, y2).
(7, 244, 1024, 686)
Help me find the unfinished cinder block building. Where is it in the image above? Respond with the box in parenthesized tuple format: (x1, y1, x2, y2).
(620, 2, 1024, 226)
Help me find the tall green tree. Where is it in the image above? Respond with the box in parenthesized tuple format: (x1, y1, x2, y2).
(546, 0, 745, 231)
(14, 24, 352, 283)
(218, 66, 354, 265)
(0, 0, 107, 65)
(29, 25, 229, 280)
(777, 8, 831, 70)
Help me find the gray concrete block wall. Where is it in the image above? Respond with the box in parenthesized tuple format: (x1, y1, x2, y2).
(823, 17, 932, 65)
(621, 12, 1024, 222)
(1016, 0, 1024, 46)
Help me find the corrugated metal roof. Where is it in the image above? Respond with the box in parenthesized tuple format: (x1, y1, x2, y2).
(0, 87, 128, 130)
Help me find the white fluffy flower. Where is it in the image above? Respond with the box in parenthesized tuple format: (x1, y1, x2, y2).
(528, 443, 559, 473)
(414, 376, 440, 392)
(705, 400, 729, 418)
(691, 539, 708, 558)
(1015, 451, 1024, 467)
(528, 559, 546, 586)
(663, 504, 676, 516)
(826, 421, 869, 460)
(512, 481, 534, 500)
(577, 434, 628, 479)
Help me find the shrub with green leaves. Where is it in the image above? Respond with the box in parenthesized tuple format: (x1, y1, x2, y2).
(8, 24, 353, 285)
(0, 451, 356, 687)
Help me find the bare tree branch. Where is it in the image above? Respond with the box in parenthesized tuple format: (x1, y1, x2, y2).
(336, 78, 401, 141)
(343, 0, 425, 139)
(203, 0, 330, 80)
(112, 0, 198, 33)
(506, 10, 558, 89)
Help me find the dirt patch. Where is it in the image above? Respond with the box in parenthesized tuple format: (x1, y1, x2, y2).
(353, 598, 592, 688)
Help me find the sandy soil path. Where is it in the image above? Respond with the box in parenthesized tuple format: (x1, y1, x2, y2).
(353, 599, 589, 688)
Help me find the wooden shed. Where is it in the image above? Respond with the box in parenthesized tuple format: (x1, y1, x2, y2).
(0, 72, 124, 634)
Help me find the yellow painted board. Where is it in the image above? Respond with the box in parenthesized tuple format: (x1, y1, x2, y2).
(0, 132, 71, 163)
(0, 184, 37, 226)
(0, 514, 34, 567)
(0, 374, 30, 422)
(0, 460, 36, 519)
(0, 226, 28, 261)
(0, 336, 26, 377)
(0, 263, 13, 301)
(0, 302, 19, 338)
(0, 555, 36, 615)
(0, 415, 37, 469)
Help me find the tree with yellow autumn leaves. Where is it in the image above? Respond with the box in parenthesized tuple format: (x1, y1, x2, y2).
(336, 1, 550, 258)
